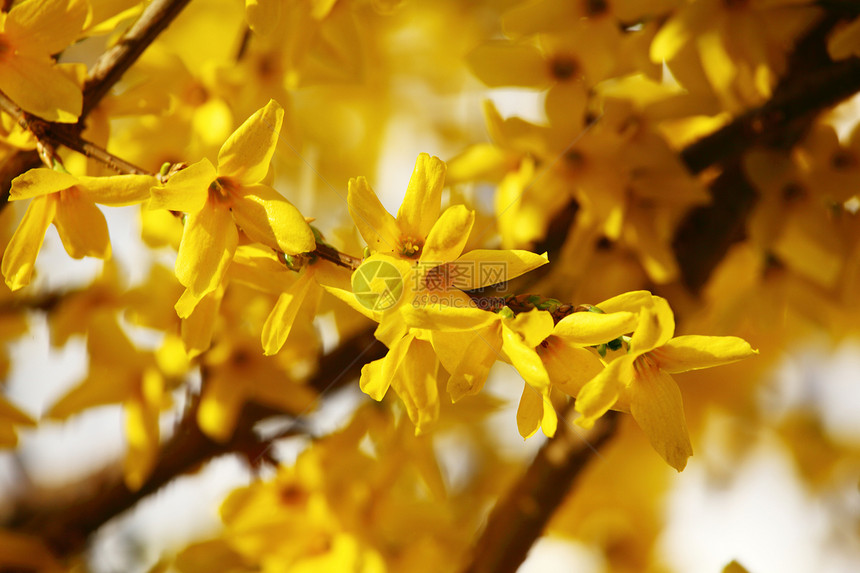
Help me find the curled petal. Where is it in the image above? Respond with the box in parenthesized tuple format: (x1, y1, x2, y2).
(454, 249, 548, 289)
(175, 201, 238, 300)
(9, 169, 77, 200)
(398, 153, 446, 239)
(574, 355, 633, 429)
(656, 335, 758, 374)
(420, 205, 474, 265)
(53, 192, 111, 259)
(347, 176, 400, 253)
(149, 159, 214, 213)
(2, 194, 57, 291)
(628, 365, 693, 472)
(231, 183, 315, 254)
(553, 311, 637, 346)
(217, 99, 284, 185)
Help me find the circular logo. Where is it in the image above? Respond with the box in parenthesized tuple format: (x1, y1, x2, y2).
(352, 259, 404, 311)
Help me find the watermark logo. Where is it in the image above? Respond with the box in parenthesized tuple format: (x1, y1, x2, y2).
(352, 259, 404, 311)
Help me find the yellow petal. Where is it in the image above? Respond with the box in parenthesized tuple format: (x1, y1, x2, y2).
(552, 311, 637, 346)
(453, 249, 548, 289)
(198, 375, 244, 442)
(443, 329, 502, 402)
(217, 99, 284, 185)
(5, 0, 88, 55)
(261, 270, 314, 355)
(574, 355, 634, 429)
(347, 176, 400, 253)
(507, 308, 555, 348)
(148, 159, 215, 213)
(595, 290, 653, 313)
(391, 338, 439, 434)
(181, 289, 223, 358)
(466, 41, 549, 88)
(541, 339, 603, 397)
(627, 365, 693, 472)
(230, 183, 315, 254)
(78, 174, 156, 206)
(502, 318, 552, 392)
(420, 205, 474, 264)
(628, 296, 675, 355)
(656, 335, 758, 374)
(9, 168, 77, 200)
(175, 201, 238, 299)
(245, 0, 282, 37)
(0, 55, 82, 122)
(516, 383, 542, 439)
(359, 357, 389, 401)
(53, 191, 111, 259)
(2, 194, 57, 291)
(402, 304, 498, 331)
(123, 379, 161, 491)
(397, 153, 446, 239)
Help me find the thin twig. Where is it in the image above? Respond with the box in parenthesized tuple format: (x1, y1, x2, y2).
(82, 0, 193, 117)
(5, 327, 386, 557)
(460, 407, 619, 573)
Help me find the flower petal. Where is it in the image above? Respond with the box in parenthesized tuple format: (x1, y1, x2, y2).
(507, 308, 555, 348)
(79, 174, 156, 206)
(9, 168, 77, 201)
(53, 191, 111, 259)
(198, 374, 244, 442)
(420, 205, 474, 265)
(0, 55, 82, 122)
(502, 325, 551, 392)
(657, 335, 758, 374)
(466, 41, 549, 88)
(181, 289, 223, 358)
(359, 357, 389, 401)
(217, 99, 284, 185)
(261, 270, 314, 355)
(574, 355, 633, 429)
(552, 311, 637, 346)
(453, 249, 549, 289)
(175, 201, 238, 299)
(595, 290, 653, 313)
(402, 304, 498, 331)
(397, 153, 446, 239)
(231, 183, 315, 254)
(627, 365, 693, 472)
(391, 338, 440, 434)
(2, 194, 57, 291)
(628, 296, 675, 355)
(6, 0, 88, 56)
(516, 383, 543, 439)
(443, 329, 501, 402)
(541, 339, 604, 397)
(149, 159, 215, 213)
(347, 176, 400, 253)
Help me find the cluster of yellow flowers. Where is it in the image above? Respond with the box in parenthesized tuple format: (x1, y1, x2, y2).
(1, 0, 859, 570)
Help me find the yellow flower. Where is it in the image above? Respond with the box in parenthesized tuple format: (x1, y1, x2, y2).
(348, 152, 448, 259)
(149, 99, 316, 317)
(404, 298, 637, 439)
(47, 314, 171, 490)
(575, 295, 757, 471)
(0, 0, 87, 122)
(2, 168, 155, 290)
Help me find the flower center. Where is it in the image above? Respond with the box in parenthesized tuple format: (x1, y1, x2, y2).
(549, 55, 580, 81)
(0, 35, 12, 63)
(208, 176, 238, 205)
(399, 237, 423, 258)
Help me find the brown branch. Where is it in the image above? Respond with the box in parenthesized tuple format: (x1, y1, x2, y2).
(313, 242, 363, 270)
(674, 14, 856, 292)
(5, 326, 386, 557)
(81, 0, 193, 117)
(460, 408, 619, 573)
